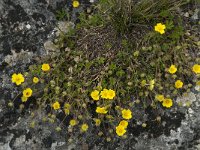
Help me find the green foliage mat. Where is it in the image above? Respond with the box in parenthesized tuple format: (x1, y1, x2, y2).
(10, 0, 200, 142)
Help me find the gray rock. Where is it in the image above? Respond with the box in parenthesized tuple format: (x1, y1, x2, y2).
(191, 9, 200, 20)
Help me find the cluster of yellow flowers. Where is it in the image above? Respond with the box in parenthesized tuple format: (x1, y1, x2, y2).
(140, 79, 155, 90)
(116, 109, 132, 136)
(91, 89, 116, 100)
(10, 58, 199, 138)
(116, 123, 127, 136)
(22, 88, 33, 102)
(168, 64, 200, 74)
(155, 94, 173, 108)
(167, 64, 200, 93)
(11, 64, 50, 103)
(64, 103, 71, 115)
(91, 89, 116, 114)
(91, 89, 133, 136)
(52, 102, 72, 117)
(69, 118, 89, 132)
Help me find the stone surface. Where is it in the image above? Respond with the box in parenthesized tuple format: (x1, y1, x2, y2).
(0, 0, 68, 149)
(0, 0, 200, 150)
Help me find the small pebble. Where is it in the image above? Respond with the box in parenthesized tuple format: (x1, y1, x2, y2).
(184, 12, 189, 17)
(26, 24, 31, 29)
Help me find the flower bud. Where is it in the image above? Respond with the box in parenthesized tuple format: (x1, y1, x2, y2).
(19, 104, 24, 110)
(142, 123, 147, 128)
(44, 88, 48, 93)
(98, 132, 103, 136)
(78, 115, 83, 120)
(8, 102, 14, 107)
(135, 99, 140, 104)
(50, 80, 56, 85)
(82, 103, 87, 108)
(51, 114, 56, 119)
(133, 51, 139, 57)
(55, 127, 61, 132)
(127, 82, 133, 86)
(106, 137, 111, 142)
(30, 121, 35, 128)
(42, 117, 47, 122)
(62, 91, 67, 96)
(108, 70, 112, 75)
(156, 116, 161, 122)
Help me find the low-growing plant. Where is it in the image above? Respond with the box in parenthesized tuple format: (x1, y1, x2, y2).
(97, 0, 188, 34)
(9, 0, 200, 143)
(56, 8, 70, 21)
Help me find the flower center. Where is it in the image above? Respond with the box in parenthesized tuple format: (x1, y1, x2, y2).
(165, 100, 170, 104)
(16, 77, 20, 81)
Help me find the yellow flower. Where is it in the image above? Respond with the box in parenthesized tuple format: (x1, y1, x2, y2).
(21, 96, 28, 102)
(119, 120, 128, 128)
(52, 101, 60, 110)
(100, 89, 109, 99)
(162, 98, 173, 108)
(41, 63, 50, 71)
(168, 65, 177, 74)
(33, 77, 39, 83)
(72, 0, 80, 8)
(12, 73, 25, 85)
(96, 107, 108, 114)
(122, 109, 132, 120)
(154, 23, 166, 34)
(155, 94, 165, 102)
(175, 80, 183, 89)
(70, 119, 77, 126)
(81, 123, 88, 132)
(12, 73, 17, 83)
(64, 103, 71, 109)
(94, 118, 101, 126)
(149, 79, 155, 90)
(23, 88, 32, 98)
(116, 125, 126, 136)
(141, 80, 146, 87)
(149, 85, 154, 90)
(64, 109, 70, 115)
(107, 89, 116, 100)
(150, 79, 155, 85)
(196, 81, 200, 86)
(91, 90, 100, 100)
(192, 64, 200, 74)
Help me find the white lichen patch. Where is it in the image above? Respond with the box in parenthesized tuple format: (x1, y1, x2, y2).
(54, 21, 75, 37)
(176, 92, 196, 107)
(4, 50, 34, 66)
(44, 40, 59, 55)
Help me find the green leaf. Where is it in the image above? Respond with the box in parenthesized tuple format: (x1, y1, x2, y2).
(165, 20, 174, 30)
(116, 70, 125, 77)
(109, 63, 117, 70)
(109, 77, 116, 85)
(97, 57, 105, 64)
